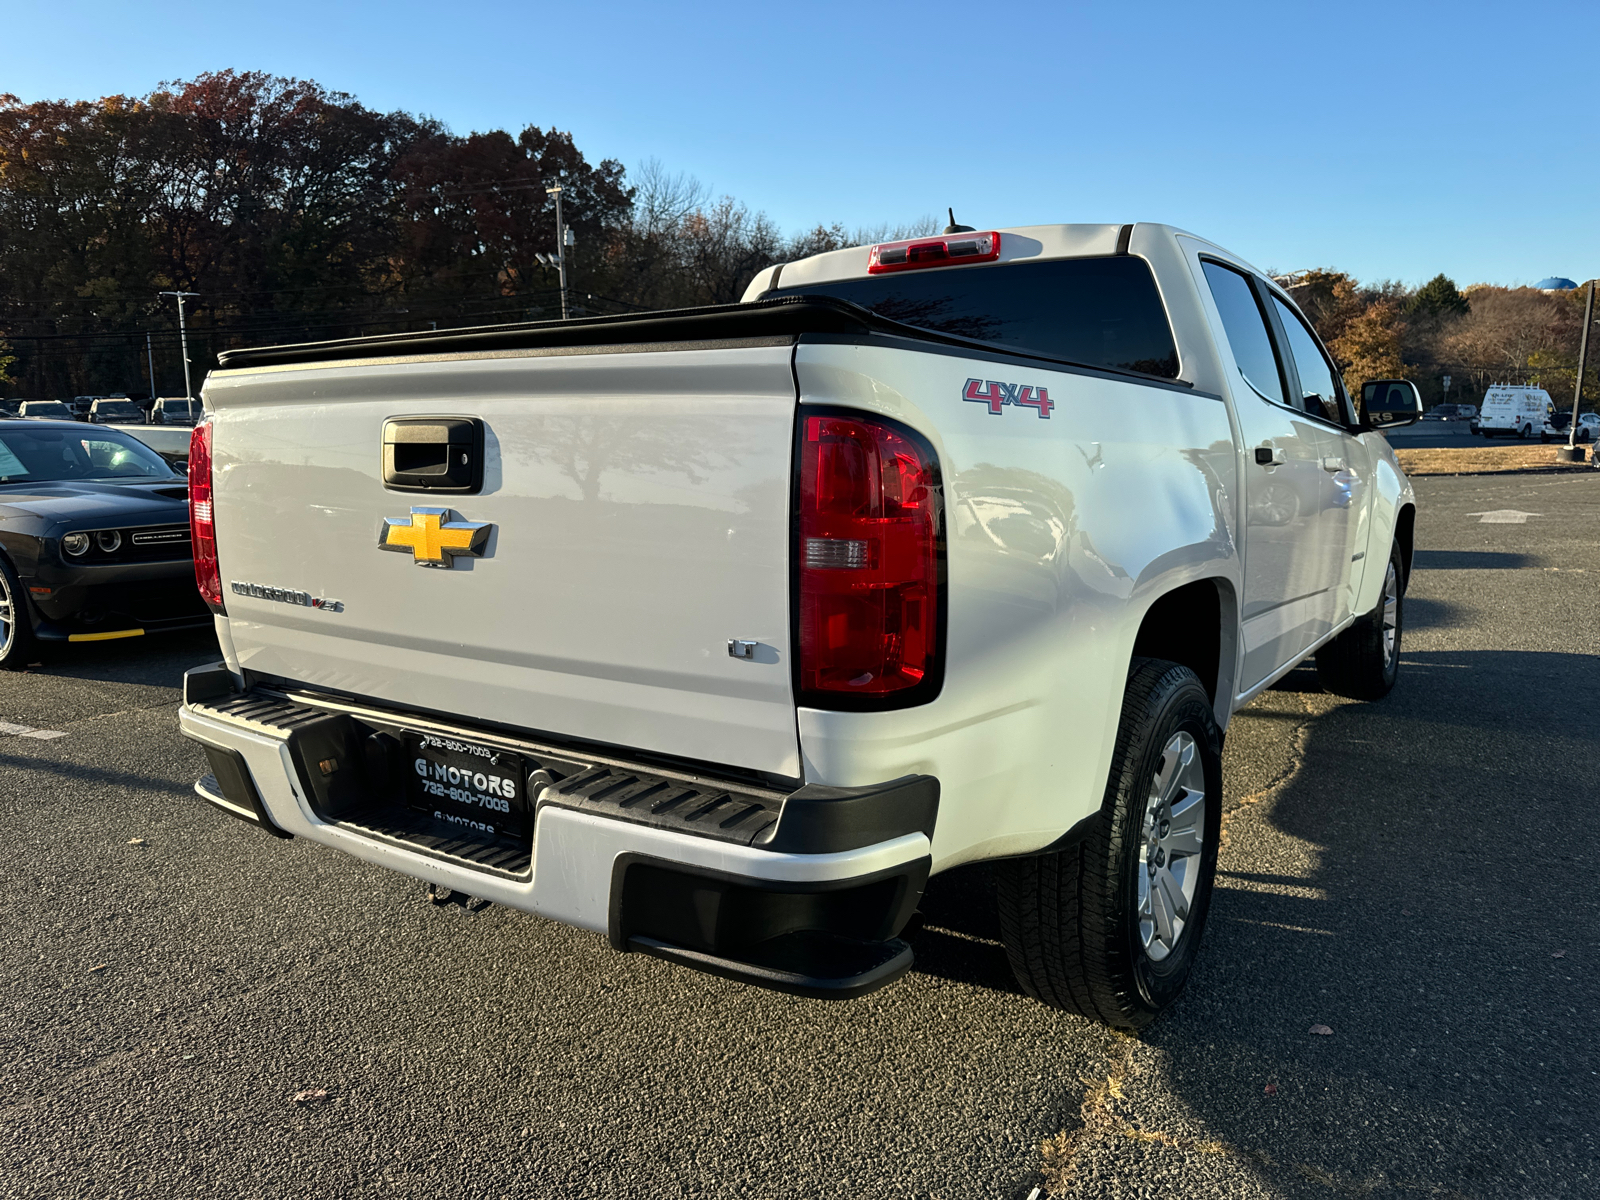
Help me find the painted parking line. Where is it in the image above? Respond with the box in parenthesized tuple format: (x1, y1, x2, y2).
(0, 721, 68, 740)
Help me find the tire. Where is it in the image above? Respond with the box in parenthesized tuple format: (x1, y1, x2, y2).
(995, 658, 1223, 1028)
(0, 556, 40, 670)
(1316, 541, 1404, 700)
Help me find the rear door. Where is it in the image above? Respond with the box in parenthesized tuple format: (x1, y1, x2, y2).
(1266, 293, 1369, 625)
(1198, 259, 1333, 693)
(205, 344, 803, 779)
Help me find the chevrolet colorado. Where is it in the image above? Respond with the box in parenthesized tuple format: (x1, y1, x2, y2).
(176, 223, 1420, 1027)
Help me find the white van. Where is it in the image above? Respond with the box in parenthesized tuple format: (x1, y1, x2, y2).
(1476, 386, 1552, 438)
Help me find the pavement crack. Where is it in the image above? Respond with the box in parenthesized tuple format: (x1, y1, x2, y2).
(62, 700, 182, 729)
(1222, 692, 1317, 843)
(1039, 1031, 1136, 1193)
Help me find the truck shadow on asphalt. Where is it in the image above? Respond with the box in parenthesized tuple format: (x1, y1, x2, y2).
(904, 863, 1021, 994)
(1134, 647, 1598, 1194)
(906, 648, 1596, 1193)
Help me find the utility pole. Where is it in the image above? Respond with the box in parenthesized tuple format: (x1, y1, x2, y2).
(544, 184, 574, 320)
(1560, 279, 1595, 463)
(159, 291, 200, 397)
(146, 333, 157, 400)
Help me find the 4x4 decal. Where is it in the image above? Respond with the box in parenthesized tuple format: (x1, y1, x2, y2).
(963, 378, 1054, 418)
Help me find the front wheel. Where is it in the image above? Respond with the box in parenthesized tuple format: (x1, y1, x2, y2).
(995, 658, 1223, 1028)
(0, 556, 40, 670)
(1316, 542, 1403, 700)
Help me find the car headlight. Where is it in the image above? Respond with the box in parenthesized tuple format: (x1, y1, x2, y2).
(62, 532, 90, 556)
(96, 530, 122, 553)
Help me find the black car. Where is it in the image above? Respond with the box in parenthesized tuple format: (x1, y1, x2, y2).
(0, 419, 208, 667)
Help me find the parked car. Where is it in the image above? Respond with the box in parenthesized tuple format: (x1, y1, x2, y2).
(0, 420, 207, 666)
(0, 399, 26, 416)
(176, 222, 1420, 1028)
(20, 400, 77, 420)
(88, 398, 147, 425)
(1541, 411, 1600, 443)
(70, 396, 102, 420)
(1422, 403, 1471, 421)
(151, 397, 202, 425)
(1475, 385, 1552, 437)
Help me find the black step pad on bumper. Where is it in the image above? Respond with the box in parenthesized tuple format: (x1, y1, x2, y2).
(183, 672, 939, 863)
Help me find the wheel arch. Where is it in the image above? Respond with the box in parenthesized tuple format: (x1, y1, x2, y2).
(1393, 503, 1416, 590)
(1129, 576, 1238, 731)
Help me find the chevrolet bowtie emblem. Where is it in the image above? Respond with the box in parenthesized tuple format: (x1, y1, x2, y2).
(378, 507, 492, 567)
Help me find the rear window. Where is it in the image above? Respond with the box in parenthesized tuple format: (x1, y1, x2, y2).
(767, 256, 1180, 379)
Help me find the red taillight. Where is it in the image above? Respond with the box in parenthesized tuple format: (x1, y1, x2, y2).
(797, 413, 941, 704)
(188, 420, 224, 614)
(867, 231, 1000, 274)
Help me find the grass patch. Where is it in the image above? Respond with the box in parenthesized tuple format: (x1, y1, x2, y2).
(1393, 443, 1588, 475)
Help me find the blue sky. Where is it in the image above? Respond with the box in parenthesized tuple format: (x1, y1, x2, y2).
(7, 0, 1596, 287)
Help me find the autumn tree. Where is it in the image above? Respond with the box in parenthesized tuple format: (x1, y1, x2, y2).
(1330, 300, 1407, 398)
(391, 124, 631, 322)
(1280, 269, 1364, 346)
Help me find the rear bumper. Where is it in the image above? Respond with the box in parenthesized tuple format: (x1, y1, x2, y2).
(177, 664, 934, 998)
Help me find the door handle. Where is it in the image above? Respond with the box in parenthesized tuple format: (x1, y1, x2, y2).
(1254, 445, 1287, 466)
(1320, 456, 1346, 473)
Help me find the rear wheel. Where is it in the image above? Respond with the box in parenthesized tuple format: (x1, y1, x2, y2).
(0, 557, 40, 670)
(1316, 541, 1403, 700)
(995, 658, 1222, 1028)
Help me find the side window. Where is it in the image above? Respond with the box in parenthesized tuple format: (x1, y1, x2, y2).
(1272, 297, 1347, 424)
(1201, 261, 1285, 406)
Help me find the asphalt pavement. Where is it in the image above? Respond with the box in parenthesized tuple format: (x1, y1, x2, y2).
(1382, 421, 1486, 449)
(1, 471, 1596, 1199)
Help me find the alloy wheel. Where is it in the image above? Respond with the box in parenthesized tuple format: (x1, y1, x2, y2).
(1136, 731, 1207, 962)
(0, 570, 13, 656)
(1381, 559, 1400, 669)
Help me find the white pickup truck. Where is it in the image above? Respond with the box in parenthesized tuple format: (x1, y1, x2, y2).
(177, 223, 1420, 1027)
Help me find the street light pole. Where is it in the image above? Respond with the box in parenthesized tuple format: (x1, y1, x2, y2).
(545, 185, 569, 320)
(159, 291, 200, 398)
(146, 332, 157, 400)
(1559, 280, 1596, 462)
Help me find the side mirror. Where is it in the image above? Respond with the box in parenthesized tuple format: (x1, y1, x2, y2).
(1361, 379, 1423, 429)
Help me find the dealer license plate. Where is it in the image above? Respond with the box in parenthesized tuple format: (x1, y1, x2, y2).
(405, 732, 528, 842)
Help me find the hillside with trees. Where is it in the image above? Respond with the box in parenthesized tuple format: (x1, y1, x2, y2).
(0, 71, 1591, 408)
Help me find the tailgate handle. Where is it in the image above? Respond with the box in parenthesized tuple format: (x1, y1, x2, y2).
(382, 417, 484, 493)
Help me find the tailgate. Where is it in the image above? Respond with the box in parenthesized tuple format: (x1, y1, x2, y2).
(204, 344, 801, 779)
